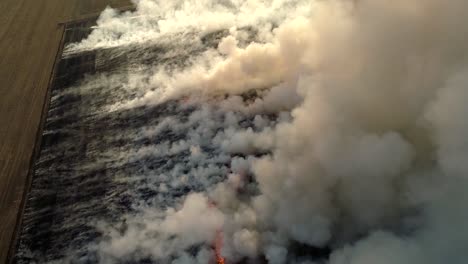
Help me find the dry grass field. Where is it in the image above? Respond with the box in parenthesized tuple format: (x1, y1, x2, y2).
(0, 0, 131, 262)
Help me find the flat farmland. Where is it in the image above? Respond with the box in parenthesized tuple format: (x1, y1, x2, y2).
(0, 0, 131, 262)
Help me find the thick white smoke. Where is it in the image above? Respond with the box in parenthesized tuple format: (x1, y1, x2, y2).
(66, 0, 468, 263)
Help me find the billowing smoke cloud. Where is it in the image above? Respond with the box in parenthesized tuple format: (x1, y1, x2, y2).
(64, 0, 468, 263)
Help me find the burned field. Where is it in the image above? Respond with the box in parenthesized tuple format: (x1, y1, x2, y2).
(13, 15, 329, 264)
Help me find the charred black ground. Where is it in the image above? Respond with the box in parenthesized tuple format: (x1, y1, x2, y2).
(13, 15, 331, 264)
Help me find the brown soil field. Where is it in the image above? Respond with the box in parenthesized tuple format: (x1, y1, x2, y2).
(0, 1, 131, 262)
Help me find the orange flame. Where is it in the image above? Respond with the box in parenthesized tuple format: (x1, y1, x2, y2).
(207, 199, 226, 264)
(215, 229, 226, 264)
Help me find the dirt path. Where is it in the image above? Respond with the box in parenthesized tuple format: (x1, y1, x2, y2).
(0, 1, 130, 262)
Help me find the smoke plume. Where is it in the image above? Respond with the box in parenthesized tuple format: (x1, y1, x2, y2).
(63, 0, 468, 263)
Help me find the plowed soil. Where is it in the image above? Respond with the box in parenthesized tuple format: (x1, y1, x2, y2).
(0, 1, 131, 262)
